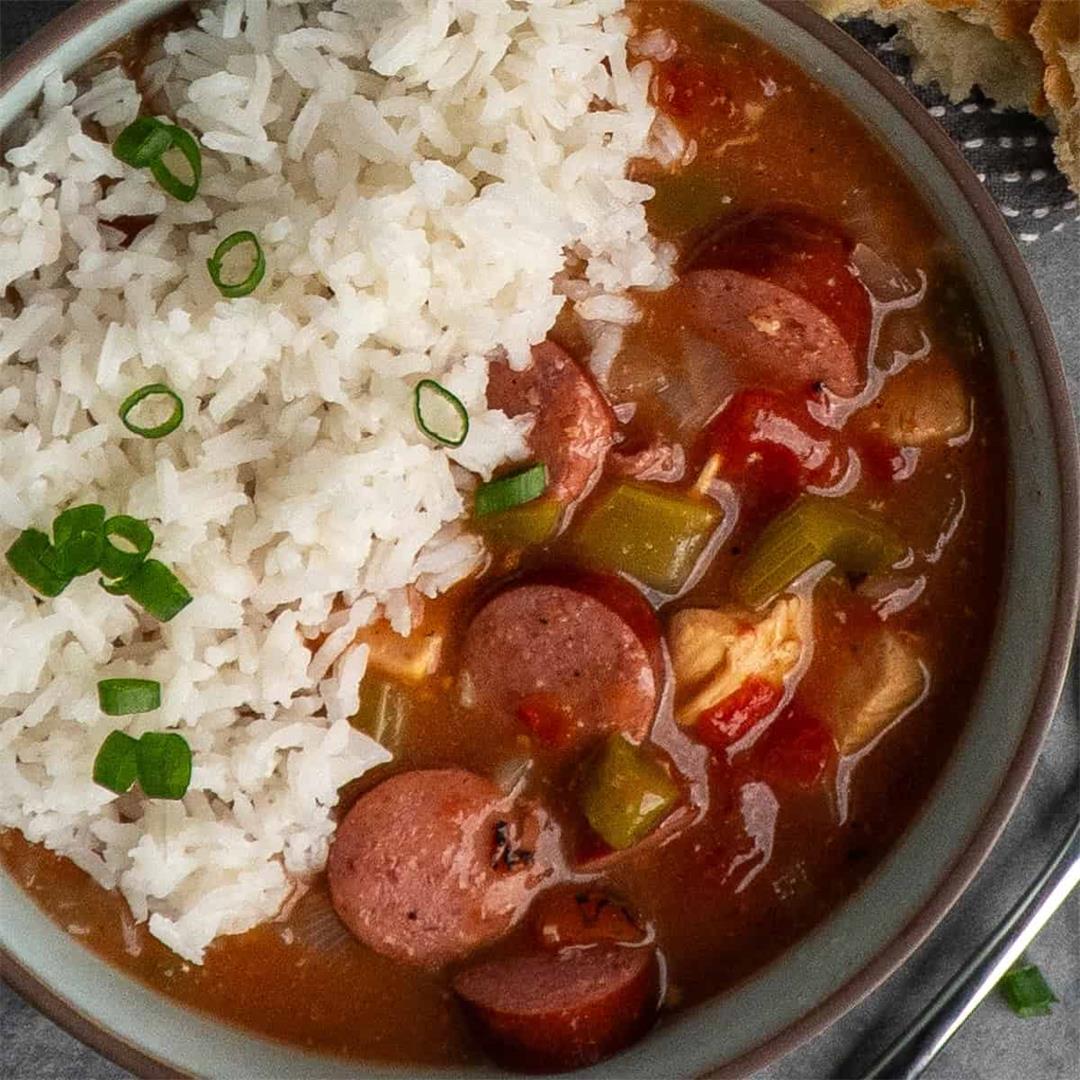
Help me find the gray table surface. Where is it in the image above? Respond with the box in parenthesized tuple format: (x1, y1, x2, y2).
(1, 2, 1077, 1078)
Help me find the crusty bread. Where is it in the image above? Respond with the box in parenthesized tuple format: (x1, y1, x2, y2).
(1031, 0, 1080, 191)
(810, 0, 1080, 193)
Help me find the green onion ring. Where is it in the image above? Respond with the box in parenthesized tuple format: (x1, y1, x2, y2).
(98, 678, 162, 717)
(99, 515, 155, 581)
(999, 962, 1058, 1018)
(119, 383, 184, 439)
(474, 463, 548, 518)
(93, 730, 140, 795)
(112, 117, 174, 169)
(108, 558, 193, 622)
(5, 528, 73, 597)
(148, 125, 202, 202)
(414, 379, 469, 448)
(206, 230, 266, 298)
(52, 504, 106, 577)
(136, 731, 192, 799)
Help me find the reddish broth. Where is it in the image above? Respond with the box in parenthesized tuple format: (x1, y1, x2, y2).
(2, 0, 1006, 1068)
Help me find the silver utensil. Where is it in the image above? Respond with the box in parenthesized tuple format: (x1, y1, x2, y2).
(861, 814, 1080, 1079)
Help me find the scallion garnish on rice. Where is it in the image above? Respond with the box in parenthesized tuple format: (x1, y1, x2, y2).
(414, 379, 469, 447)
(5, 502, 189, 621)
(5, 528, 72, 597)
(52, 503, 106, 577)
(99, 515, 155, 581)
(136, 732, 193, 799)
(207, 230, 266, 298)
(105, 558, 193, 622)
(112, 117, 202, 202)
(474, 463, 548, 517)
(112, 117, 175, 169)
(92, 729, 192, 800)
(151, 125, 202, 202)
(98, 678, 162, 717)
(119, 383, 184, 438)
(92, 731, 140, 795)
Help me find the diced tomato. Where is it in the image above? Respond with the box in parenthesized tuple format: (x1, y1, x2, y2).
(653, 49, 766, 137)
(859, 433, 914, 485)
(686, 209, 872, 361)
(754, 703, 836, 790)
(517, 694, 574, 750)
(702, 388, 847, 511)
(696, 675, 783, 753)
(532, 888, 645, 950)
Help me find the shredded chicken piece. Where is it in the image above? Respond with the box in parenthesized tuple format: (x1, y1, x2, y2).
(825, 629, 927, 753)
(669, 597, 805, 726)
(865, 361, 970, 446)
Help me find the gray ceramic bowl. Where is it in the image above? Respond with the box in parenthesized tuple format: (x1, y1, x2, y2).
(1, 2, 1077, 1077)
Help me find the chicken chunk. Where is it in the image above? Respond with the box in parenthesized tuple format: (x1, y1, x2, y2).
(861, 360, 969, 447)
(823, 628, 927, 754)
(669, 597, 805, 726)
(356, 617, 443, 684)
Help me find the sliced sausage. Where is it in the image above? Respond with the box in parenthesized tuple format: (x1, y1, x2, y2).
(685, 208, 872, 360)
(675, 268, 862, 396)
(328, 769, 552, 968)
(453, 945, 659, 1071)
(488, 340, 615, 503)
(459, 579, 659, 752)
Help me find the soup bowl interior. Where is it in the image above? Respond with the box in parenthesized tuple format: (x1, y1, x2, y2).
(1, 1, 1076, 1077)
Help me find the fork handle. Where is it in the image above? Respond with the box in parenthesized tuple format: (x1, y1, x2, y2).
(862, 815, 1080, 1079)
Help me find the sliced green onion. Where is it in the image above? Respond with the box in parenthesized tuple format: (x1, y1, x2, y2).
(206, 230, 266, 299)
(52, 504, 106, 577)
(474, 463, 548, 518)
(99, 515, 155, 581)
(109, 558, 193, 622)
(98, 678, 161, 717)
(109, 558, 193, 621)
(5, 528, 72, 597)
(414, 379, 469, 448)
(148, 124, 201, 202)
(999, 961, 1057, 1018)
(119, 383, 184, 439)
(136, 731, 192, 799)
(112, 117, 174, 169)
(113, 118, 201, 202)
(93, 730, 140, 795)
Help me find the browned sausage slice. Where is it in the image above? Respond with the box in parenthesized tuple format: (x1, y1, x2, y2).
(488, 340, 615, 503)
(328, 769, 552, 968)
(459, 581, 659, 752)
(676, 268, 862, 396)
(453, 945, 659, 1071)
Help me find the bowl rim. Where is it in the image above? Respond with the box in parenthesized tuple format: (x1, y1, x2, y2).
(0, 1, 1077, 1078)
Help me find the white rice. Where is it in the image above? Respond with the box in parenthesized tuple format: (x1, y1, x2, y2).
(0, 0, 672, 964)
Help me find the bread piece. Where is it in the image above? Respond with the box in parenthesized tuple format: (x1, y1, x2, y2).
(810, 0, 1045, 110)
(1030, 0, 1080, 191)
(810, 0, 1080, 193)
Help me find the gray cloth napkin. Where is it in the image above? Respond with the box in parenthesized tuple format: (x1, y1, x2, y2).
(843, 17, 1079, 245)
